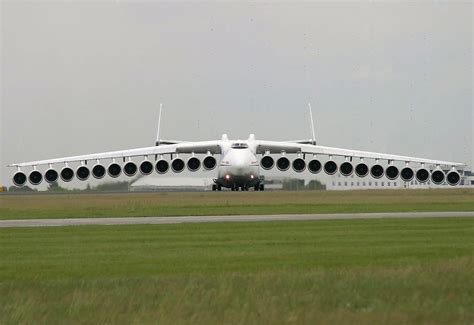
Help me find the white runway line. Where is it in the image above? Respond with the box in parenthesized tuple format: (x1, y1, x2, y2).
(0, 211, 474, 228)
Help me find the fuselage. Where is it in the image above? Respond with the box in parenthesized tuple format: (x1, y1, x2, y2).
(215, 136, 261, 189)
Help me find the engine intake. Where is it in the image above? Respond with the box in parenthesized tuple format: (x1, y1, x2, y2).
(355, 163, 369, 177)
(308, 159, 322, 174)
(386, 166, 399, 180)
(416, 168, 430, 183)
(400, 167, 414, 182)
(446, 170, 461, 186)
(124, 162, 138, 177)
(139, 161, 153, 175)
(431, 170, 445, 185)
(187, 157, 201, 172)
(45, 169, 59, 183)
(324, 161, 338, 175)
(277, 157, 290, 171)
(261, 156, 275, 170)
(92, 164, 106, 179)
(77, 166, 90, 181)
(155, 160, 169, 174)
(108, 163, 122, 178)
(29, 171, 43, 185)
(172, 158, 185, 173)
(13, 171, 27, 187)
(370, 165, 384, 179)
(60, 167, 74, 182)
(292, 158, 306, 173)
(203, 156, 217, 170)
(340, 162, 354, 177)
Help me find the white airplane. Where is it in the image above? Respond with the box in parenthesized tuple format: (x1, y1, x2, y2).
(8, 105, 466, 190)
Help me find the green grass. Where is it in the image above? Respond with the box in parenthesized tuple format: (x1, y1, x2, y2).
(1, 218, 473, 324)
(0, 188, 473, 220)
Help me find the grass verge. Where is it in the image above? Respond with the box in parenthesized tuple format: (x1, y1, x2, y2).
(1, 217, 473, 324)
(0, 188, 473, 220)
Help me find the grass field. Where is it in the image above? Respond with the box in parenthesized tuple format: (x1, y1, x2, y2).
(1, 217, 473, 324)
(0, 188, 473, 220)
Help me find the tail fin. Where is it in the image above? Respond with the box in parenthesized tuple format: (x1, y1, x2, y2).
(155, 103, 163, 146)
(308, 103, 317, 145)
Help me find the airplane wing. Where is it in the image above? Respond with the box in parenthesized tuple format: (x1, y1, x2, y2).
(255, 140, 465, 167)
(8, 141, 222, 168)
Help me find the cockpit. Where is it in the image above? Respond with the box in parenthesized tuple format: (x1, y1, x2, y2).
(231, 143, 249, 149)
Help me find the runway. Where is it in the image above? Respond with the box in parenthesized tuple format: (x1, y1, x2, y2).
(1, 211, 473, 228)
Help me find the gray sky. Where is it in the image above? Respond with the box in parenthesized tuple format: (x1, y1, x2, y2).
(1, 1, 473, 187)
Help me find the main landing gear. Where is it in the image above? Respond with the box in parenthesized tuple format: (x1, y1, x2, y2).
(211, 183, 264, 191)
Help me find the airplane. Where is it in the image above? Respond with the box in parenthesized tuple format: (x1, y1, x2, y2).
(8, 104, 466, 191)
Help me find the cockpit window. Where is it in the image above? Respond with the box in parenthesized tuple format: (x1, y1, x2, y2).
(231, 143, 249, 149)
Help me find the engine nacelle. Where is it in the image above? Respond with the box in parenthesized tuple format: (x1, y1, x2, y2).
(400, 167, 414, 182)
(108, 163, 122, 178)
(277, 157, 290, 171)
(308, 159, 322, 174)
(292, 158, 306, 173)
(370, 164, 384, 179)
(324, 161, 338, 175)
(77, 166, 90, 181)
(29, 170, 43, 185)
(386, 166, 399, 180)
(355, 163, 369, 178)
(60, 167, 74, 182)
(155, 160, 169, 174)
(13, 171, 27, 187)
(139, 161, 153, 175)
(45, 169, 59, 183)
(340, 162, 354, 177)
(203, 156, 217, 170)
(92, 164, 106, 179)
(261, 156, 274, 170)
(446, 170, 461, 186)
(416, 168, 430, 183)
(124, 162, 138, 177)
(187, 157, 201, 172)
(431, 169, 445, 185)
(171, 158, 185, 173)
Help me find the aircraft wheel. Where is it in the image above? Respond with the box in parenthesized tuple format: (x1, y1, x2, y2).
(254, 185, 259, 191)
(217, 185, 222, 191)
(212, 184, 217, 191)
(259, 184, 265, 191)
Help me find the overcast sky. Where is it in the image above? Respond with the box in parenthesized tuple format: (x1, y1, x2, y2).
(1, 1, 472, 187)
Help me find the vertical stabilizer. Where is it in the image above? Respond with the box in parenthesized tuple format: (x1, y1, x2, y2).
(155, 103, 163, 146)
(308, 103, 317, 145)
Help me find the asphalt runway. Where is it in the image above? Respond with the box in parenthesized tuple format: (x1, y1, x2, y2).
(1, 211, 474, 228)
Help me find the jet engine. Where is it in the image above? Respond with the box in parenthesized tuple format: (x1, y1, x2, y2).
(171, 158, 185, 173)
(431, 169, 445, 185)
(292, 158, 306, 173)
(77, 166, 90, 181)
(13, 171, 27, 187)
(203, 156, 217, 170)
(400, 167, 414, 182)
(108, 163, 122, 178)
(260, 156, 275, 170)
(446, 170, 461, 186)
(308, 159, 322, 174)
(355, 163, 369, 178)
(416, 168, 430, 183)
(139, 161, 153, 175)
(339, 162, 354, 177)
(29, 170, 43, 185)
(370, 164, 384, 179)
(385, 166, 399, 180)
(277, 157, 290, 171)
(155, 159, 169, 174)
(124, 162, 138, 177)
(45, 169, 59, 183)
(324, 161, 338, 175)
(60, 167, 74, 182)
(92, 164, 106, 179)
(187, 157, 201, 172)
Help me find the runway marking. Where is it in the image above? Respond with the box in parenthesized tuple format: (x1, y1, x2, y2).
(0, 211, 473, 228)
